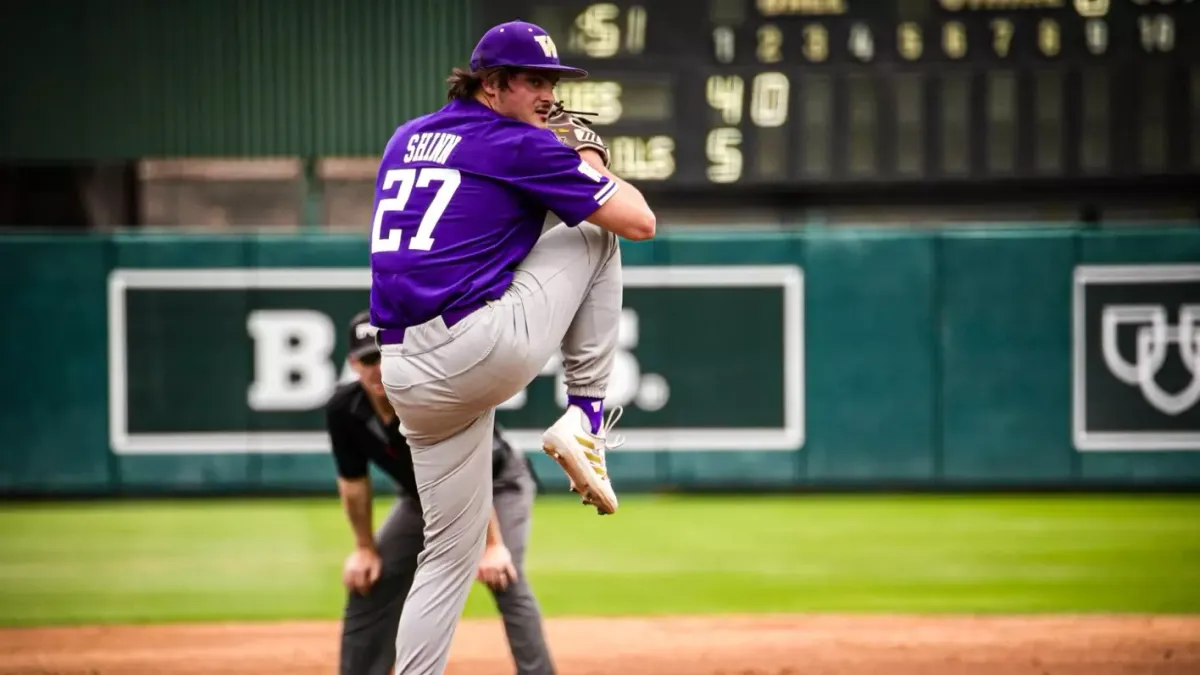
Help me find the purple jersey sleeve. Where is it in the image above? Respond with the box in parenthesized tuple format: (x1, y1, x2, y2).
(503, 128, 620, 227)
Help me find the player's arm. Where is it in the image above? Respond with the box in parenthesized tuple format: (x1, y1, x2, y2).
(507, 124, 656, 241)
(576, 147, 656, 241)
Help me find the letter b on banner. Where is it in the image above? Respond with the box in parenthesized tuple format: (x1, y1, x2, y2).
(247, 310, 338, 410)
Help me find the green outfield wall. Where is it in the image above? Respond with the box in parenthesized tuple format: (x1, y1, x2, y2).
(2, 225, 1198, 495)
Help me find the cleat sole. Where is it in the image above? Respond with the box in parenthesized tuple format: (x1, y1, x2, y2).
(542, 442, 616, 515)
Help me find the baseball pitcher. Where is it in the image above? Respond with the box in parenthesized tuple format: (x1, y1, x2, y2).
(328, 310, 556, 675)
(368, 18, 656, 675)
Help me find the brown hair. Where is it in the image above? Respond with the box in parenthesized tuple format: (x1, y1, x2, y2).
(446, 66, 514, 102)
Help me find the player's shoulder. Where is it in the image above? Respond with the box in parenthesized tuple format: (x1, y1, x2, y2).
(493, 122, 580, 178)
(483, 113, 568, 149)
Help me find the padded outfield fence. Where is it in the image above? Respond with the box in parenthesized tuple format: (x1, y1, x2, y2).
(1, 224, 1198, 496)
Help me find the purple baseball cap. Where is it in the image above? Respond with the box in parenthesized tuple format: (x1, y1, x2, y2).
(469, 20, 588, 79)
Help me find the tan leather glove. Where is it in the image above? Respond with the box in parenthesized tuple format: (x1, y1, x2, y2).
(546, 102, 610, 167)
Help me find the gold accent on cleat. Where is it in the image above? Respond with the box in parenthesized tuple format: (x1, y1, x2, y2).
(584, 450, 607, 476)
(543, 428, 617, 516)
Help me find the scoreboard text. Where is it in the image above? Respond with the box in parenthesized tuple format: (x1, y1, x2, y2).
(482, 0, 1200, 189)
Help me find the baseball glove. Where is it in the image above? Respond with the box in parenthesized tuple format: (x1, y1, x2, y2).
(547, 102, 610, 167)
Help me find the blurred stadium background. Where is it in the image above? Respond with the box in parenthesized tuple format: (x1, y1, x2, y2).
(1, 0, 1199, 673)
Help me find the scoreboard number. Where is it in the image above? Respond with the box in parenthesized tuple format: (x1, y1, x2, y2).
(706, 75, 745, 125)
(848, 22, 874, 62)
(1039, 19, 1061, 58)
(898, 22, 923, 61)
(943, 21, 967, 60)
(706, 73, 790, 128)
(751, 73, 790, 127)
(1139, 15, 1175, 52)
(706, 128, 743, 183)
(758, 24, 784, 63)
(803, 24, 830, 62)
(992, 19, 1014, 57)
(1085, 18, 1108, 55)
(713, 26, 735, 64)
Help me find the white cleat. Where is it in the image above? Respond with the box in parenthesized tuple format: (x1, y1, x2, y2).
(542, 405, 624, 515)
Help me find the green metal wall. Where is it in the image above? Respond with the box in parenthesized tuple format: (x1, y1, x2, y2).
(0, 0, 474, 159)
(1, 226, 1199, 496)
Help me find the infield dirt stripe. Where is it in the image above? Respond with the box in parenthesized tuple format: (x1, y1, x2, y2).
(1, 615, 1197, 675)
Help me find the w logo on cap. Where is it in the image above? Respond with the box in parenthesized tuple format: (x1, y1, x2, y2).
(534, 35, 559, 58)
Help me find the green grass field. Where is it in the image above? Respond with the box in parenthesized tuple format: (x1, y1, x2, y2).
(0, 494, 1197, 627)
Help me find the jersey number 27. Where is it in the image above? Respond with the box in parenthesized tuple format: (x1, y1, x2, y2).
(371, 167, 461, 253)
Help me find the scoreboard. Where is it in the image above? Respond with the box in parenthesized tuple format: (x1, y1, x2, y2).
(481, 0, 1200, 193)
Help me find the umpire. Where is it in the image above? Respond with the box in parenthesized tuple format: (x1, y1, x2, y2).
(326, 309, 557, 675)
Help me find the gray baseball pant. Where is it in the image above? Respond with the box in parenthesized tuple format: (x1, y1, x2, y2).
(338, 472, 554, 675)
(380, 221, 623, 675)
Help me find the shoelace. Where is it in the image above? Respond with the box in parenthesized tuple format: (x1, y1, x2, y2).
(600, 405, 625, 451)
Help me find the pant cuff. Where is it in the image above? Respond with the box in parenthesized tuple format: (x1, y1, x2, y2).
(566, 386, 606, 400)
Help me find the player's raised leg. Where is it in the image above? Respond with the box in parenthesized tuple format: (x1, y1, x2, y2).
(544, 221, 627, 514)
(494, 218, 625, 514)
(522, 112, 653, 515)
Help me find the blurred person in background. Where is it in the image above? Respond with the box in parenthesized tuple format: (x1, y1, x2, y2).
(325, 309, 556, 675)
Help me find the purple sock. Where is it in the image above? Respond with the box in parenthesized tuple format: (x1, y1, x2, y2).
(567, 395, 603, 434)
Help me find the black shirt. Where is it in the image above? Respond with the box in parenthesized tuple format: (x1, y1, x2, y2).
(324, 381, 536, 500)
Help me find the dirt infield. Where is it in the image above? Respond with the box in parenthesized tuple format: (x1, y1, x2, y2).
(1, 614, 1197, 675)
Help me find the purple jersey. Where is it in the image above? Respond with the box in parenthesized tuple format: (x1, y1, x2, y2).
(368, 98, 619, 335)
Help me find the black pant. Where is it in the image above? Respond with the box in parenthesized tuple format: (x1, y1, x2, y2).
(338, 474, 555, 675)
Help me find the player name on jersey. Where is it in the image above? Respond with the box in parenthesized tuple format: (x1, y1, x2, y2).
(402, 132, 464, 165)
(106, 266, 804, 455)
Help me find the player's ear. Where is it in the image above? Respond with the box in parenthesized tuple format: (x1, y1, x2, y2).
(481, 68, 512, 95)
(478, 71, 497, 97)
